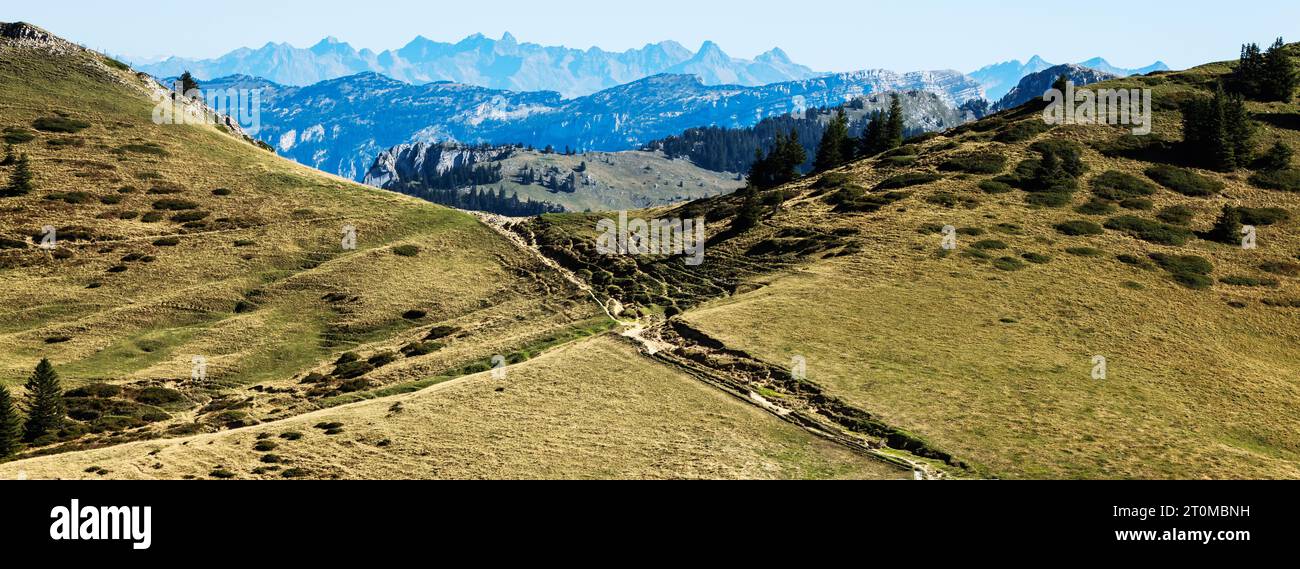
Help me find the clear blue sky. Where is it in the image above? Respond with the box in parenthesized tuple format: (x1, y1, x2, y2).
(8, 0, 1297, 72)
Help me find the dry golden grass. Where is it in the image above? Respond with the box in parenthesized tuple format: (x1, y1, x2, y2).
(0, 335, 906, 479)
(677, 64, 1300, 479)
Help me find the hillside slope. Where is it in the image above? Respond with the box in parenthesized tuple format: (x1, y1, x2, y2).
(0, 23, 913, 479)
(515, 45, 1300, 479)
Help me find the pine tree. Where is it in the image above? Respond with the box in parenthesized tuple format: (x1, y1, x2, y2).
(859, 110, 886, 156)
(2, 153, 34, 197)
(1206, 205, 1244, 244)
(1263, 38, 1297, 102)
(1231, 43, 1265, 97)
(733, 186, 764, 232)
(813, 110, 850, 172)
(0, 144, 14, 166)
(1260, 141, 1295, 171)
(884, 94, 905, 150)
(0, 385, 21, 458)
(1182, 85, 1254, 171)
(22, 358, 65, 443)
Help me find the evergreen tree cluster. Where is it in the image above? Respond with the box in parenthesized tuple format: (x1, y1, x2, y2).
(1182, 85, 1255, 171)
(0, 358, 70, 458)
(402, 183, 564, 216)
(648, 94, 921, 176)
(1229, 38, 1297, 102)
(858, 95, 906, 159)
(747, 132, 807, 190)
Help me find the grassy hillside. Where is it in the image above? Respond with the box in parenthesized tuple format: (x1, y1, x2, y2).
(0, 336, 905, 479)
(0, 27, 601, 453)
(519, 44, 1300, 479)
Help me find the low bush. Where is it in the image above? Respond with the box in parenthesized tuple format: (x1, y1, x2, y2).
(874, 172, 941, 190)
(1090, 171, 1158, 201)
(978, 180, 1014, 194)
(1119, 198, 1154, 211)
(1156, 205, 1195, 225)
(1260, 261, 1300, 277)
(253, 441, 278, 452)
(152, 237, 180, 247)
(1065, 247, 1107, 257)
(1054, 220, 1104, 236)
(1076, 199, 1117, 215)
(33, 116, 91, 133)
(151, 198, 199, 211)
(939, 152, 1007, 174)
(1237, 207, 1291, 226)
(993, 257, 1027, 271)
(393, 244, 420, 257)
(1021, 252, 1052, 264)
(1249, 169, 1300, 192)
(1104, 216, 1192, 246)
(1150, 253, 1214, 289)
(994, 120, 1051, 143)
(402, 309, 427, 320)
(1145, 165, 1223, 197)
(1220, 275, 1280, 287)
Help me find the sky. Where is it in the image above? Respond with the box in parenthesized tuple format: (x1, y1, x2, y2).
(7, 0, 1298, 72)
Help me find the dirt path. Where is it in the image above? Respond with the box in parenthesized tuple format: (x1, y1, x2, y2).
(471, 212, 944, 479)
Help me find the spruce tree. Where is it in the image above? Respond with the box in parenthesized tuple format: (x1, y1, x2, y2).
(859, 110, 886, 156)
(813, 110, 850, 172)
(1263, 38, 1297, 102)
(1182, 85, 1254, 171)
(0, 144, 14, 166)
(1205, 205, 1244, 244)
(1230, 43, 1265, 97)
(884, 94, 905, 150)
(22, 358, 65, 443)
(2, 153, 34, 197)
(0, 385, 21, 458)
(1261, 141, 1295, 171)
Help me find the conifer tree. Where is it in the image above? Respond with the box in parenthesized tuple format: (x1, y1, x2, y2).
(0, 385, 21, 458)
(0, 144, 14, 166)
(859, 110, 886, 157)
(813, 110, 850, 172)
(884, 94, 905, 150)
(1263, 38, 1297, 102)
(1, 153, 34, 197)
(22, 358, 65, 443)
(1260, 141, 1294, 171)
(1205, 205, 1244, 244)
(1182, 85, 1254, 171)
(180, 70, 199, 94)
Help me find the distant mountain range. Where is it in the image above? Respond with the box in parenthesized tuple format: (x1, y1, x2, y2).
(201, 69, 984, 181)
(971, 56, 1169, 100)
(131, 33, 822, 98)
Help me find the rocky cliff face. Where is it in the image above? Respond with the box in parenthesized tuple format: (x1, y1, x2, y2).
(364, 142, 515, 189)
(207, 69, 985, 181)
(993, 64, 1118, 111)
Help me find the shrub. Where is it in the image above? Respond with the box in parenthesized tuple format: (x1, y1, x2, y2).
(994, 120, 1051, 143)
(367, 352, 399, 368)
(332, 360, 373, 380)
(151, 198, 199, 211)
(33, 116, 91, 133)
(1117, 254, 1156, 270)
(425, 326, 461, 341)
(1150, 253, 1215, 289)
(281, 468, 309, 478)
(1157, 205, 1195, 225)
(1260, 261, 1300, 277)
(402, 309, 427, 320)
(1238, 207, 1291, 226)
(874, 172, 941, 190)
(209, 469, 236, 479)
(993, 257, 1027, 271)
(1054, 220, 1104, 236)
(1203, 206, 1243, 244)
(335, 352, 360, 365)
(971, 239, 1009, 250)
(1021, 252, 1052, 264)
(400, 341, 439, 357)
(393, 245, 420, 257)
(1076, 199, 1117, 215)
(106, 265, 128, 273)
(314, 422, 344, 430)
(1249, 169, 1300, 192)
(152, 237, 180, 246)
(234, 300, 256, 314)
(1220, 275, 1280, 287)
(1145, 165, 1223, 197)
(1119, 198, 1154, 211)
(253, 441, 278, 452)
(141, 212, 164, 223)
(978, 180, 1014, 194)
(133, 387, 184, 406)
(1104, 216, 1192, 246)
(1065, 247, 1107, 257)
(1090, 171, 1158, 201)
(2, 128, 35, 144)
(99, 194, 123, 205)
(280, 431, 304, 440)
(211, 188, 232, 196)
(939, 152, 1007, 174)
(260, 454, 282, 464)
(66, 383, 122, 398)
